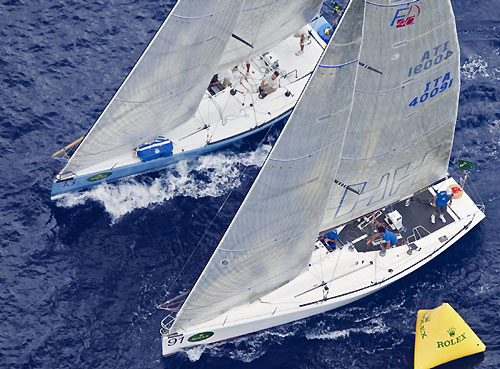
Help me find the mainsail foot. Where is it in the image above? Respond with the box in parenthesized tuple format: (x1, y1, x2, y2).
(162, 177, 484, 356)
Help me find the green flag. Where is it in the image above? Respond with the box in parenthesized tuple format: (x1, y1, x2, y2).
(458, 160, 477, 170)
(333, 2, 342, 13)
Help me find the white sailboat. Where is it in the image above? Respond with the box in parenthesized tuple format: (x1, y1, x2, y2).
(50, 0, 330, 199)
(159, 0, 485, 356)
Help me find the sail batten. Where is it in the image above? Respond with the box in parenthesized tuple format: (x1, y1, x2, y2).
(171, 0, 366, 331)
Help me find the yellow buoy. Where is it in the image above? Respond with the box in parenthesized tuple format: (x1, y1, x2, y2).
(414, 303, 485, 369)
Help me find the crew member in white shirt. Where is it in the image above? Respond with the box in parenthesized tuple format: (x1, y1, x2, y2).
(258, 71, 280, 98)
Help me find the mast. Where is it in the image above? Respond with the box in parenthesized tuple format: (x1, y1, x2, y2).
(320, 0, 461, 231)
(59, 0, 244, 178)
(170, 0, 366, 332)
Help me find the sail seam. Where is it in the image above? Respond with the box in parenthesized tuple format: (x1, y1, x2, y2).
(172, 11, 223, 19)
(341, 118, 453, 161)
(332, 40, 362, 47)
(270, 137, 344, 163)
(405, 19, 456, 43)
(366, 0, 420, 8)
(242, 0, 280, 12)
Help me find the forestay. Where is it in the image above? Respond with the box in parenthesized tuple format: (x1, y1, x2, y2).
(320, 0, 460, 231)
(60, 1, 243, 177)
(217, 0, 323, 69)
(171, 0, 366, 331)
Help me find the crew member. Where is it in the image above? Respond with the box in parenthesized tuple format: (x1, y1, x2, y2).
(259, 71, 280, 98)
(431, 190, 453, 223)
(324, 229, 339, 250)
(366, 225, 398, 251)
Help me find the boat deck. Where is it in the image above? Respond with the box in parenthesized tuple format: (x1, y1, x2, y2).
(329, 186, 457, 254)
(162, 177, 485, 355)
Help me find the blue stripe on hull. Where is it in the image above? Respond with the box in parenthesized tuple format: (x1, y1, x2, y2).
(51, 111, 291, 199)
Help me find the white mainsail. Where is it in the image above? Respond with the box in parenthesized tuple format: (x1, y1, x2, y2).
(217, 0, 323, 69)
(60, 1, 244, 177)
(320, 0, 460, 230)
(171, 0, 366, 331)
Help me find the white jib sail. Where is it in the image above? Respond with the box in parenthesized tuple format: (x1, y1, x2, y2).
(60, 0, 244, 177)
(171, 0, 366, 332)
(320, 0, 461, 231)
(217, 0, 323, 69)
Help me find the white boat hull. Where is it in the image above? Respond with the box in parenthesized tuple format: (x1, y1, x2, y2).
(161, 177, 485, 356)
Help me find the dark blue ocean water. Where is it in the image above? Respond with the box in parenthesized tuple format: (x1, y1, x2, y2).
(1, 1, 499, 368)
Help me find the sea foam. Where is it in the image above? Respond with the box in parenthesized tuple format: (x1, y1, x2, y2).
(56, 144, 271, 223)
(461, 55, 491, 80)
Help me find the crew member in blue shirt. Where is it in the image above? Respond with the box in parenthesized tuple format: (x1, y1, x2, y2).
(366, 225, 398, 251)
(325, 229, 339, 249)
(324, 229, 339, 250)
(431, 190, 453, 224)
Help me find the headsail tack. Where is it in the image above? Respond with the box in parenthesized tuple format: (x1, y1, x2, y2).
(171, 0, 366, 331)
(60, 0, 244, 177)
(320, 0, 461, 230)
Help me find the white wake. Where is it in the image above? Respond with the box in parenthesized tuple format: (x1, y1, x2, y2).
(184, 319, 306, 362)
(56, 144, 271, 222)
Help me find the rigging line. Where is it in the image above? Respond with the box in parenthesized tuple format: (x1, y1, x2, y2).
(298, 250, 377, 299)
(291, 71, 313, 84)
(231, 33, 254, 49)
(242, 0, 280, 12)
(319, 59, 358, 69)
(172, 6, 231, 20)
(306, 253, 327, 284)
(294, 281, 327, 299)
(165, 118, 280, 298)
(206, 95, 225, 143)
(406, 18, 456, 44)
(317, 243, 326, 285)
(325, 246, 343, 298)
(270, 137, 344, 163)
(249, 80, 259, 128)
(340, 118, 452, 161)
(172, 14, 214, 19)
(308, 29, 326, 51)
